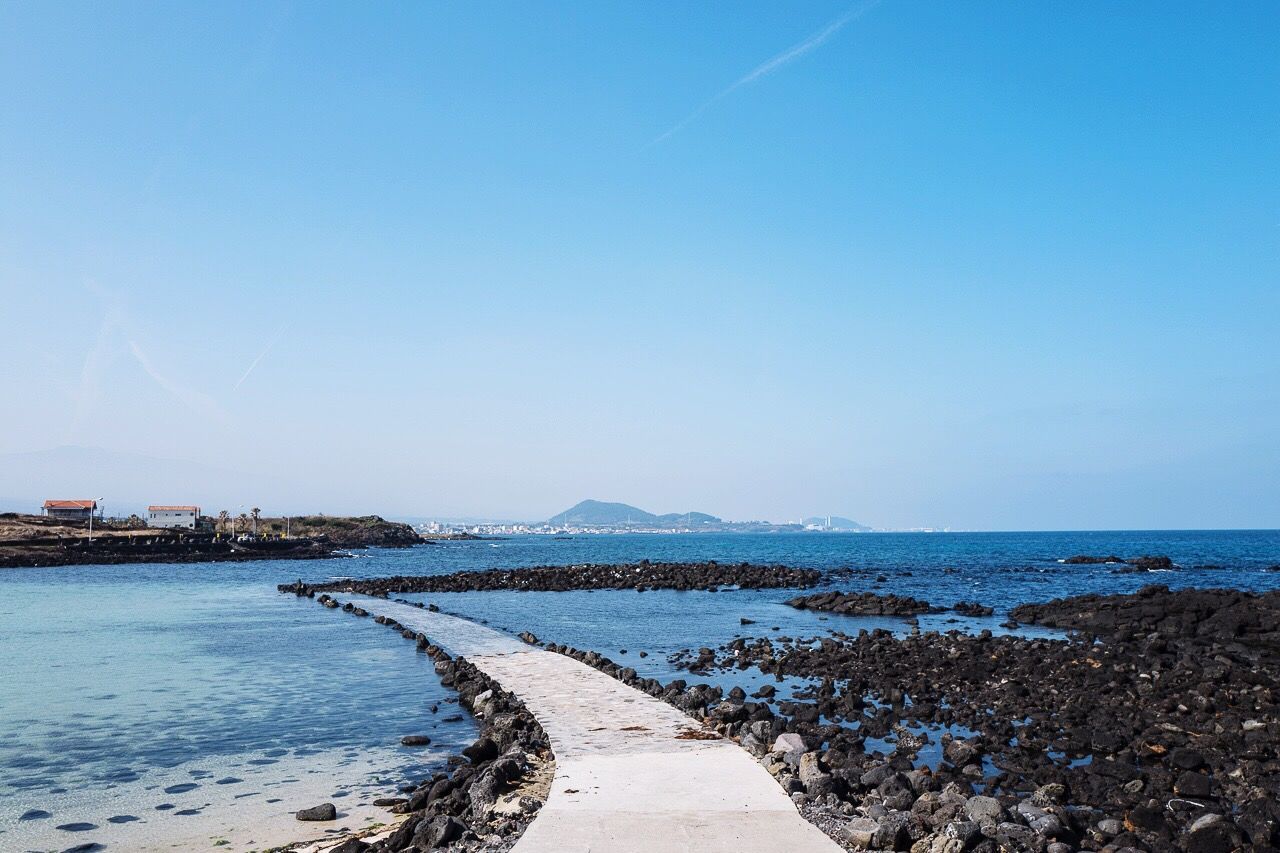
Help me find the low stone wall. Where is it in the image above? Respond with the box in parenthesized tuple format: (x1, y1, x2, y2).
(283, 589, 553, 852)
(291, 561, 822, 596)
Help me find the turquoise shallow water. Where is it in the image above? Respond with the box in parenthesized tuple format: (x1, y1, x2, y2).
(2, 531, 1277, 850)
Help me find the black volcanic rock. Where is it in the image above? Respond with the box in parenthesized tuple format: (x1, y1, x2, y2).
(296, 803, 336, 821)
(785, 590, 941, 616)
(291, 562, 819, 596)
(1062, 554, 1175, 571)
(1010, 584, 1280, 651)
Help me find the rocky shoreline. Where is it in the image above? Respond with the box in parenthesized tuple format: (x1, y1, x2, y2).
(0, 513, 422, 569)
(1009, 584, 1280, 652)
(0, 535, 345, 569)
(296, 561, 823, 595)
(643, 586, 1279, 852)
(278, 579, 1279, 852)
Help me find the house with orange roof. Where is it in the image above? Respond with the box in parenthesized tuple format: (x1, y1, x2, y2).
(42, 499, 97, 521)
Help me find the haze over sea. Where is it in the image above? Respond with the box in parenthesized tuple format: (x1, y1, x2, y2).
(3, 531, 1278, 851)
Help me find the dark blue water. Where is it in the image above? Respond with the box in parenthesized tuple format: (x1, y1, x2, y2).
(1, 531, 1277, 849)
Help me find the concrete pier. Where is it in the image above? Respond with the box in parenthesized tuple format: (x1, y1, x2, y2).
(353, 597, 842, 853)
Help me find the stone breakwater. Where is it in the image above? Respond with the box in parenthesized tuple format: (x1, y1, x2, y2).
(292, 561, 822, 596)
(632, 589, 1278, 852)
(286, 589, 554, 852)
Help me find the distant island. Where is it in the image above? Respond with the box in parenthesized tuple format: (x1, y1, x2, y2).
(802, 515, 872, 532)
(548, 500, 722, 527)
(411, 499, 874, 535)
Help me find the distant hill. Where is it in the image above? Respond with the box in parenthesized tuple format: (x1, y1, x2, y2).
(804, 515, 872, 532)
(548, 500, 720, 526)
(549, 500, 655, 525)
(656, 511, 721, 524)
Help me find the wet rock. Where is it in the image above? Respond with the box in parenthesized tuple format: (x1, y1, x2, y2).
(400, 734, 432, 746)
(296, 803, 337, 821)
(1127, 555, 1174, 570)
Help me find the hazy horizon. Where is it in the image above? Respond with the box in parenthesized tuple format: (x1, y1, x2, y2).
(2, 3, 1277, 531)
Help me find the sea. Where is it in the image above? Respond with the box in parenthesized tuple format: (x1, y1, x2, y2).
(2, 530, 1277, 852)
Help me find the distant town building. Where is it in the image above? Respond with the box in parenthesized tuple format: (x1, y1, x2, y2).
(147, 505, 201, 529)
(42, 499, 97, 521)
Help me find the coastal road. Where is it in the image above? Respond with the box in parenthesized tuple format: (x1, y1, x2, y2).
(353, 597, 842, 853)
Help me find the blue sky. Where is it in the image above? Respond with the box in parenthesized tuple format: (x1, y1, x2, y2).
(1, 1, 1277, 528)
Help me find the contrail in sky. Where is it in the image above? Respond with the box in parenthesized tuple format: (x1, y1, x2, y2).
(233, 324, 289, 391)
(650, 1, 880, 146)
(128, 339, 228, 423)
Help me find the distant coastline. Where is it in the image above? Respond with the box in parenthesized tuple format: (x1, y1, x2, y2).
(0, 512, 422, 569)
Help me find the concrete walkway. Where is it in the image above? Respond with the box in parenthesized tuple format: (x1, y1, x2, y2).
(353, 597, 842, 853)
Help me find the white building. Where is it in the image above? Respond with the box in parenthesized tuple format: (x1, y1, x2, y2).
(147, 505, 201, 529)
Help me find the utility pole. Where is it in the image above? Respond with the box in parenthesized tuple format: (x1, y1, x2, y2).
(89, 498, 103, 543)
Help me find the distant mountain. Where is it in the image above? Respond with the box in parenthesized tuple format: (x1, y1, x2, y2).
(804, 515, 872, 532)
(548, 500, 655, 525)
(547, 500, 720, 526)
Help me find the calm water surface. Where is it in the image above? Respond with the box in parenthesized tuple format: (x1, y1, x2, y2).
(2, 531, 1277, 850)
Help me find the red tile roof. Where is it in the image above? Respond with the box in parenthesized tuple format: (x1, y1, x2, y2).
(148, 506, 200, 512)
(43, 499, 96, 509)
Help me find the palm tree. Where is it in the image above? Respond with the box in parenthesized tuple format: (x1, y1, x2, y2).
(217, 510, 230, 534)
(238, 513, 249, 536)
(251, 507, 261, 536)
